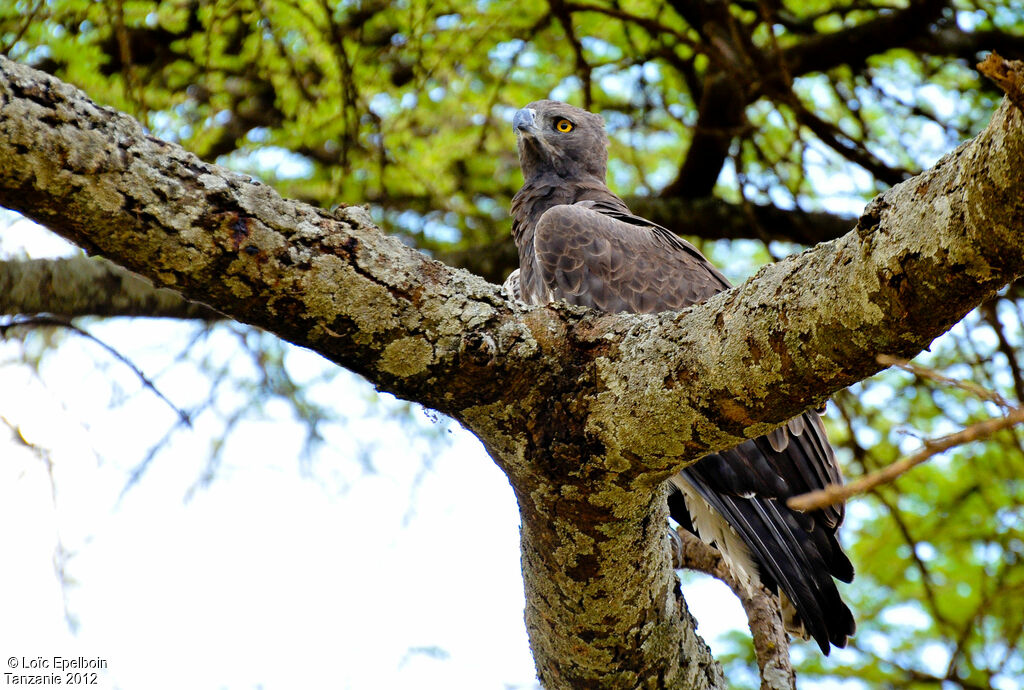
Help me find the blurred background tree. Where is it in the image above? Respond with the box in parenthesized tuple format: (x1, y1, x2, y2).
(2, 1, 1023, 687)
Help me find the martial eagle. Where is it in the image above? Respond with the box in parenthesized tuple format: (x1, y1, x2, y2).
(505, 100, 855, 654)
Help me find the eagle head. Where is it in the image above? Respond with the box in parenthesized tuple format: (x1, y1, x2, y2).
(512, 100, 607, 183)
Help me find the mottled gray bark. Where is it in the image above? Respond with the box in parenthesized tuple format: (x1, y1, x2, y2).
(0, 255, 217, 319)
(2, 55, 1024, 688)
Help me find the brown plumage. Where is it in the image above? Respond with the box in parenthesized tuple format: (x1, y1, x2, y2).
(507, 99, 855, 654)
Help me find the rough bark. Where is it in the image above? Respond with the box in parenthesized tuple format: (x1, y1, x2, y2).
(0, 256, 217, 319)
(516, 479, 724, 688)
(2, 55, 1024, 688)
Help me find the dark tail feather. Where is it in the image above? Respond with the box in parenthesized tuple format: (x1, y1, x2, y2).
(670, 472, 855, 654)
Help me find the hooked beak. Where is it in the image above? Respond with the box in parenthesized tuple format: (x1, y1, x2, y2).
(512, 107, 536, 133)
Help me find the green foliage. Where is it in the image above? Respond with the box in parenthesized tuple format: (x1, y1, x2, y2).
(823, 307, 1024, 689)
(4, 0, 1004, 278)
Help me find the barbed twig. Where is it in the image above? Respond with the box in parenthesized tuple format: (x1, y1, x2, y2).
(788, 406, 1024, 511)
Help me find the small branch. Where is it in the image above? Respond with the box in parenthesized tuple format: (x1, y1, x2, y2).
(2, 413, 81, 632)
(562, 2, 697, 47)
(979, 300, 1024, 404)
(790, 98, 913, 186)
(550, 0, 594, 109)
(788, 406, 1024, 511)
(674, 528, 795, 690)
(876, 353, 1014, 408)
(872, 490, 952, 630)
(979, 52, 1024, 112)
(626, 196, 855, 245)
(0, 315, 191, 426)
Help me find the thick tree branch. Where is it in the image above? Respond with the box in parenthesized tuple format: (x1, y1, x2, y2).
(782, 0, 949, 77)
(625, 196, 854, 245)
(0, 255, 219, 319)
(0, 56, 546, 426)
(663, 0, 756, 198)
(910, 27, 1024, 63)
(2, 47, 1024, 515)
(572, 92, 1024, 480)
(0, 59, 728, 686)
(662, 0, 949, 200)
(663, 69, 749, 198)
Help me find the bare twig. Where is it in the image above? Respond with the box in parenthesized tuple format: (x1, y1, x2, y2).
(550, 0, 594, 109)
(877, 353, 1014, 408)
(673, 528, 796, 690)
(979, 300, 1024, 404)
(0, 0, 45, 55)
(2, 414, 80, 632)
(788, 406, 1024, 511)
(0, 316, 191, 426)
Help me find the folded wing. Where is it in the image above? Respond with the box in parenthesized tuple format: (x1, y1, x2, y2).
(519, 200, 855, 653)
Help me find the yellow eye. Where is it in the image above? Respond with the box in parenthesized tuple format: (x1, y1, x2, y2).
(555, 118, 574, 132)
